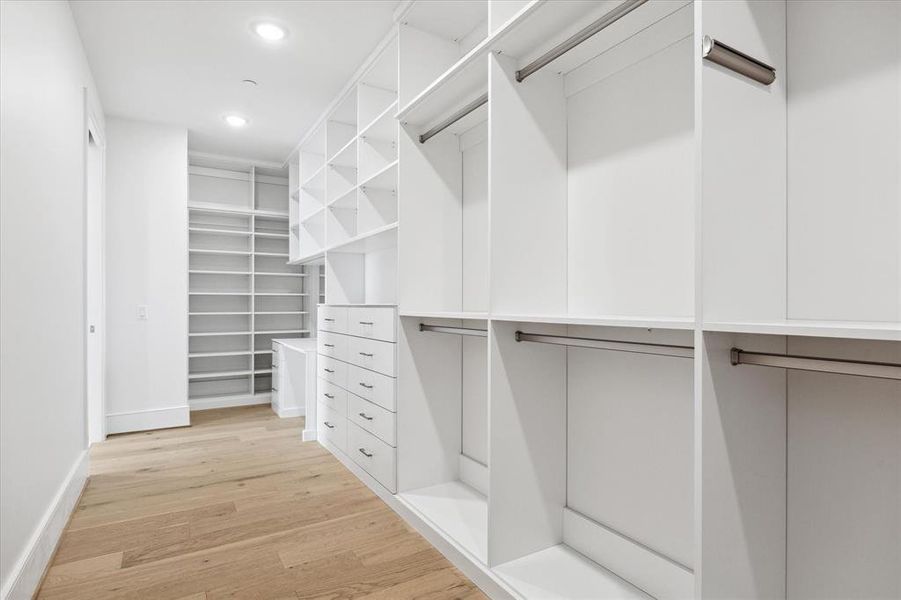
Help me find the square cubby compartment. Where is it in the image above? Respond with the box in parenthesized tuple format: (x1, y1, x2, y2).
(189, 230, 251, 253)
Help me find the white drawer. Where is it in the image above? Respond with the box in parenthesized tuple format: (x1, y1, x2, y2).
(318, 306, 348, 334)
(348, 307, 396, 342)
(317, 331, 348, 362)
(318, 378, 347, 416)
(318, 355, 347, 387)
(348, 336, 395, 376)
(318, 402, 346, 454)
(348, 421, 396, 492)
(347, 364, 396, 412)
(348, 393, 396, 447)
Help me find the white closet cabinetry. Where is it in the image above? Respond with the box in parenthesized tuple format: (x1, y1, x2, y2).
(188, 160, 311, 410)
(292, 1, 900, 599)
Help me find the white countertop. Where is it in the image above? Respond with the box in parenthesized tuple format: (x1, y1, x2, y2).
(272, 337, 317, 353)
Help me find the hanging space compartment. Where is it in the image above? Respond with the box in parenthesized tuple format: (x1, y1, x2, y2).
(489, 319, 695, 599)
(398, 94, 488, 318)
(699, 332, 900, 599)
(397, 317, 490, 564)
(489, 0, 694, 322)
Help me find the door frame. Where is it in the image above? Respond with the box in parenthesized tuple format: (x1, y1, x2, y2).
(85, 95, 106, 445)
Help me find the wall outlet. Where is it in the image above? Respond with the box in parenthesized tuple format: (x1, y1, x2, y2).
(138, 305, 149, 320)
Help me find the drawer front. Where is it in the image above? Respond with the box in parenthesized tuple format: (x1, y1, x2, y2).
(348, 307, 396, 342)
(318, 402, 346, 454)
(347, 364, 396, 412)
(348, 336, 396, 376)
(318, 306, 348, 334)
(348, 393, 396, 446)
(348, 421, 396, 492)
(318, 331, 348, 362)
(317, 378, 347, 416)
(318, 355, 347, 387)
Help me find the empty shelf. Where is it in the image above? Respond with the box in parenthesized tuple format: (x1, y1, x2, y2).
(188, 350, 252, 358)
(189, 227, 251, 236)
(399, 481, 487, 564)
(494, 545, 652, 600)
(188, 369, 252, 380)
(189, 249, 251, 256)
(188, 331, 251, 337)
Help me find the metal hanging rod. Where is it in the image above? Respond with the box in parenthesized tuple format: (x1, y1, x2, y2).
(420, 323, 488, 337)
(731, 348, 901, 381)
(418, 93, 488, 144)
(515, 331, 693, 359)
(702, 36, 776, 85)
(515, 0, 648, 82)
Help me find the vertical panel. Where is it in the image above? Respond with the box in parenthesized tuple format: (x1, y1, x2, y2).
(700, 0, 787, 322)
(462, 127, 489, 313)
(488, 320, 567, 567)
(786, 337, 901, 599)
(698, 331, 786, 599)
(461, 325, 488, 465)
(787, 1, 901, 322)
(489, 54, 567, 315)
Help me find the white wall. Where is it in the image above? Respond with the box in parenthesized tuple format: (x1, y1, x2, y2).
(0, 1, 104, 596)
(105, 118, 189, 434)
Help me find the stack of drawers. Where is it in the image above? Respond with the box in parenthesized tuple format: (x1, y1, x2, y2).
(316, 305, 397, 492)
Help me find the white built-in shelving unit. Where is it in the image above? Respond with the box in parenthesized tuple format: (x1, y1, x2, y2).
(188, 157, 314, 410)
(290, 1, 901, 599)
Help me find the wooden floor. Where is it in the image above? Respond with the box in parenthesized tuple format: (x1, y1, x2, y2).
(37, 406, 486, 600)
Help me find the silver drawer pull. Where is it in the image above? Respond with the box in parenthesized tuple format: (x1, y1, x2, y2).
(359, 321, 374, 325)
(358, 448, 373, 458)
(324, 368, 334, 373)
(358, 412, 373, 421)
(323, 421, 335, 429)
(359, 382, 373, 389)
(324, 318, 335, 322)
(323, 393, 334, 399)
(324, 343, 335, 348)
(359, 352, 374, 357)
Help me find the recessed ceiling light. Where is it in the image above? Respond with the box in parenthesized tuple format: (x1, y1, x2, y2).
(254, 22, 286, 42)
(224, 114, 248, 128)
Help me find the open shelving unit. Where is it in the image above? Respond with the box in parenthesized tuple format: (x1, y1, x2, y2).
(187, 157, 311, 410)
(291, 1, 901, 599)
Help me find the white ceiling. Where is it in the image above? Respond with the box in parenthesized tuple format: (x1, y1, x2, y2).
(71, 1, 399, 164)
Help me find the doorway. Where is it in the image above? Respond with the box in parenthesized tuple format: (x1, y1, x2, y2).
(86, 118, 105, 444)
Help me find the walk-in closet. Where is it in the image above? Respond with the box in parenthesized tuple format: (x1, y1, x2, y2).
(291, 0, 900, 598)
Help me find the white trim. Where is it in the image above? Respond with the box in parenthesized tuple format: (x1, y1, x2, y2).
(459, 454, 489, 496)
(1, 450, 89, 600)
(106, 405, 190, 434)
(563, 508, 694, 600)
(302, 428, 318, 442)
(188, 395, 269, 412)
(276, 406, 305, 419)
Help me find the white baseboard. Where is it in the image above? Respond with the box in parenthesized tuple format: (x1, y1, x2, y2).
(276, 406, 304, 418)
(563, 508, 693, 600)
(1, 450, 89, 600)
(459, 454, 489, 496)
(106, 405, 190, 434)
(189, 394, 269, 412)
(302, 428, 317, 441)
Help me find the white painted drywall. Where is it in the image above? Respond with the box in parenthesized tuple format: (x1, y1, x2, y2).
(105, 117, 189, 434)
(0, 0, 104, 595)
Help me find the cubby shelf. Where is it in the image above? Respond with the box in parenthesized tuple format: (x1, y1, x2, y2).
(189, 227, 252, 236)
(188, 370, 253, 380)
(327, 222, 397, 254)
(188, 331, 251, 337)
(358, 160, 398, 192)
(359, 101, 399, 140)
(189, 270, 251, 276)
(189, 249, 251, 256)
(188, 351, 252, 358)
(253, 232, 289, 239)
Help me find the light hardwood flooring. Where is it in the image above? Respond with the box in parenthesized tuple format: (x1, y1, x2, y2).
(37, 406, 486, 600)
